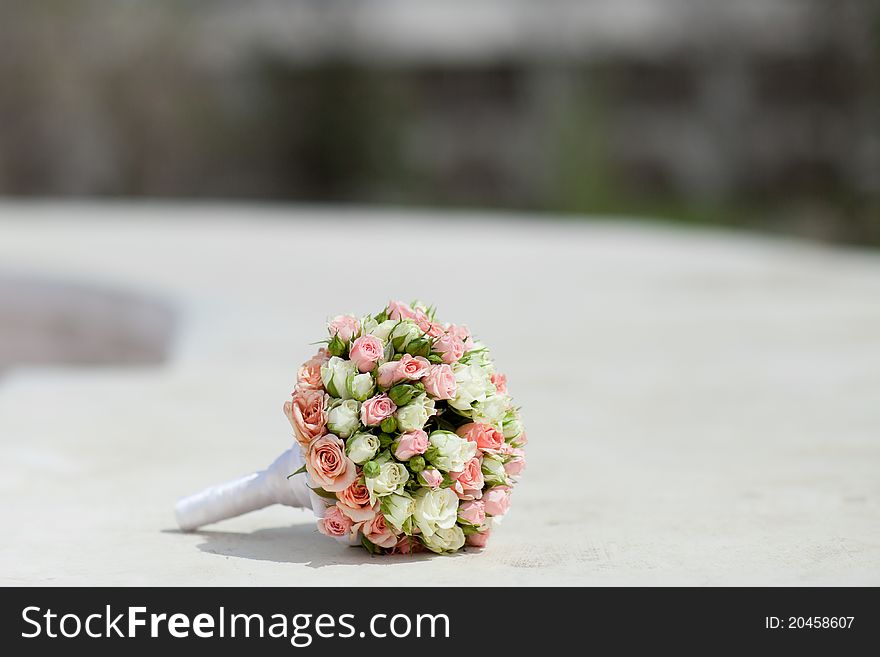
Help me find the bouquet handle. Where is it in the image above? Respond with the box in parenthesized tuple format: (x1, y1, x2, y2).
(175, 448, 313, 531)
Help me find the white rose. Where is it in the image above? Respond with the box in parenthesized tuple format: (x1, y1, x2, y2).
(326, 399, 360, 438)
(412, 487, 459, 538)
(425, 430, 477, 473)
(366, 462, 409, 502)
(421, 525, 466, 554)
(369, 319, 400, 343)
(390, 320, 422, 351)
(380, 492, 415, 533)
(321, 356, 358, 399)
(348, 372, 375, 402)
(395, 393, 435, 432)
(449, 363, 493, 412)
(346, 431, 379, 464)
(472, 394, 509, 427)
(481, 454, 508, 486)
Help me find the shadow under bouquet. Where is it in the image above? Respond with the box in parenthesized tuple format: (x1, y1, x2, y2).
(176, 300, 526, 555)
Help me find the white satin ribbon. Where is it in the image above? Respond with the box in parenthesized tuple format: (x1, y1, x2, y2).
(175, 448, 327, 532)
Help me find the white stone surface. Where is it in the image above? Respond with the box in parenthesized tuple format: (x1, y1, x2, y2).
(1, 201, 878, 586)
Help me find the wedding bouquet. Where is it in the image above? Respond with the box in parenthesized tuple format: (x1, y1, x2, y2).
(175, 300, 525, 555)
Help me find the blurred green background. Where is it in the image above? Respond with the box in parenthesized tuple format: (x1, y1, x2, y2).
(1, 0, 878, 244)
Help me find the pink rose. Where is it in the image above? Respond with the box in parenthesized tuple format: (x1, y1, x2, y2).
(336, 478, 376, 523)
(419, 468, 443, 489)
(393, 429, 429, 461)
(390, 536, 426, 555)
(449, 456, 484, 500)
(504, 449, 526, 476)
(422, 363, 457, 400)
(306, 434, 358, 492)
(446, 323, 475, 351)
(456, 422, 505, 455)
(284, 388, 327, 448)
(433, 333, 465, 364)
(297, 349, 329, 390)
(482, 486, 511, 516)
(328, 314, 360, 343)
(349, 335, 384, 373)
(360, 393, 397, 426)
(491, 372, 508, 394)
(317, 505, 353, 537)
(397, 354, 431, 381)
(424, 321, 446, 338)
(457, 499, 486, 526)
(466, 529, 491, 548)
(387, 300, 420, 321)
(377, 361, 403, 388)
(362, 511, 398, 549)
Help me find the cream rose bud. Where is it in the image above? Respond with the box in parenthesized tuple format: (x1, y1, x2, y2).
(321, 356, 358, 399)
(369, 319, 399, 343)
(426, 430, 477, 473)
(366, 462, 409, 502)
(449, 363, 494, 412)
(395, 393, 436, 433)
(348, 372, 375, 402)
(346, 432, 380, 464)
(422, 525, 466, 554)
(361, 315, 378, 335)
(481, 454, 509, 486)
(412, 487, 459, 538)
(502, 411, 523, 440)
(390, 320, 423, 351)
(326, 399, 361, 438)
(380, 492, 415, 533)
(472, 394, 510, 427)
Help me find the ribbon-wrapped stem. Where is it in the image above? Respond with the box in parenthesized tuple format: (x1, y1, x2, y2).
(175, 448, 314, 531)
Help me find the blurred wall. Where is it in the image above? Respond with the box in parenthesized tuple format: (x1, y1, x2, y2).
(0, 0, 878, 243)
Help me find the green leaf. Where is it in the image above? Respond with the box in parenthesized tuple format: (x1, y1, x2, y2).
(309, 486, 338, 500)
(361, 535, 379, 554)
(286, 464, 307, 479)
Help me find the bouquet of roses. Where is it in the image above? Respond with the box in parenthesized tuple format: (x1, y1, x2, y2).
(175, 300, 525, 555)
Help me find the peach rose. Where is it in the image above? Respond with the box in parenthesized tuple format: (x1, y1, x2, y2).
(349, 335, 384, 373)
(362, 511, 398, 549)
(393, 429, 429, 461)
(337, 478, 376, 523)
(449, 456, 484, 500)
(433, 333, 465, 364)
(422, 363, 456, 400)
(306, 434, 358, 492)
(317, 505, 353, 537)
(377, 361, 403, 388)
(490, 372, 508, 394)
(457, 499, 486, 526)
(397, 354, 431, 381)
(456, 422, 505, 455)
(482, 486, 511, 516)
(328, 314, 360, 342)
(284, 388, 327, 448)
(297, 350, 329, 390)
(466, 529, 491, 548)
(360, 393, 397, 426)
